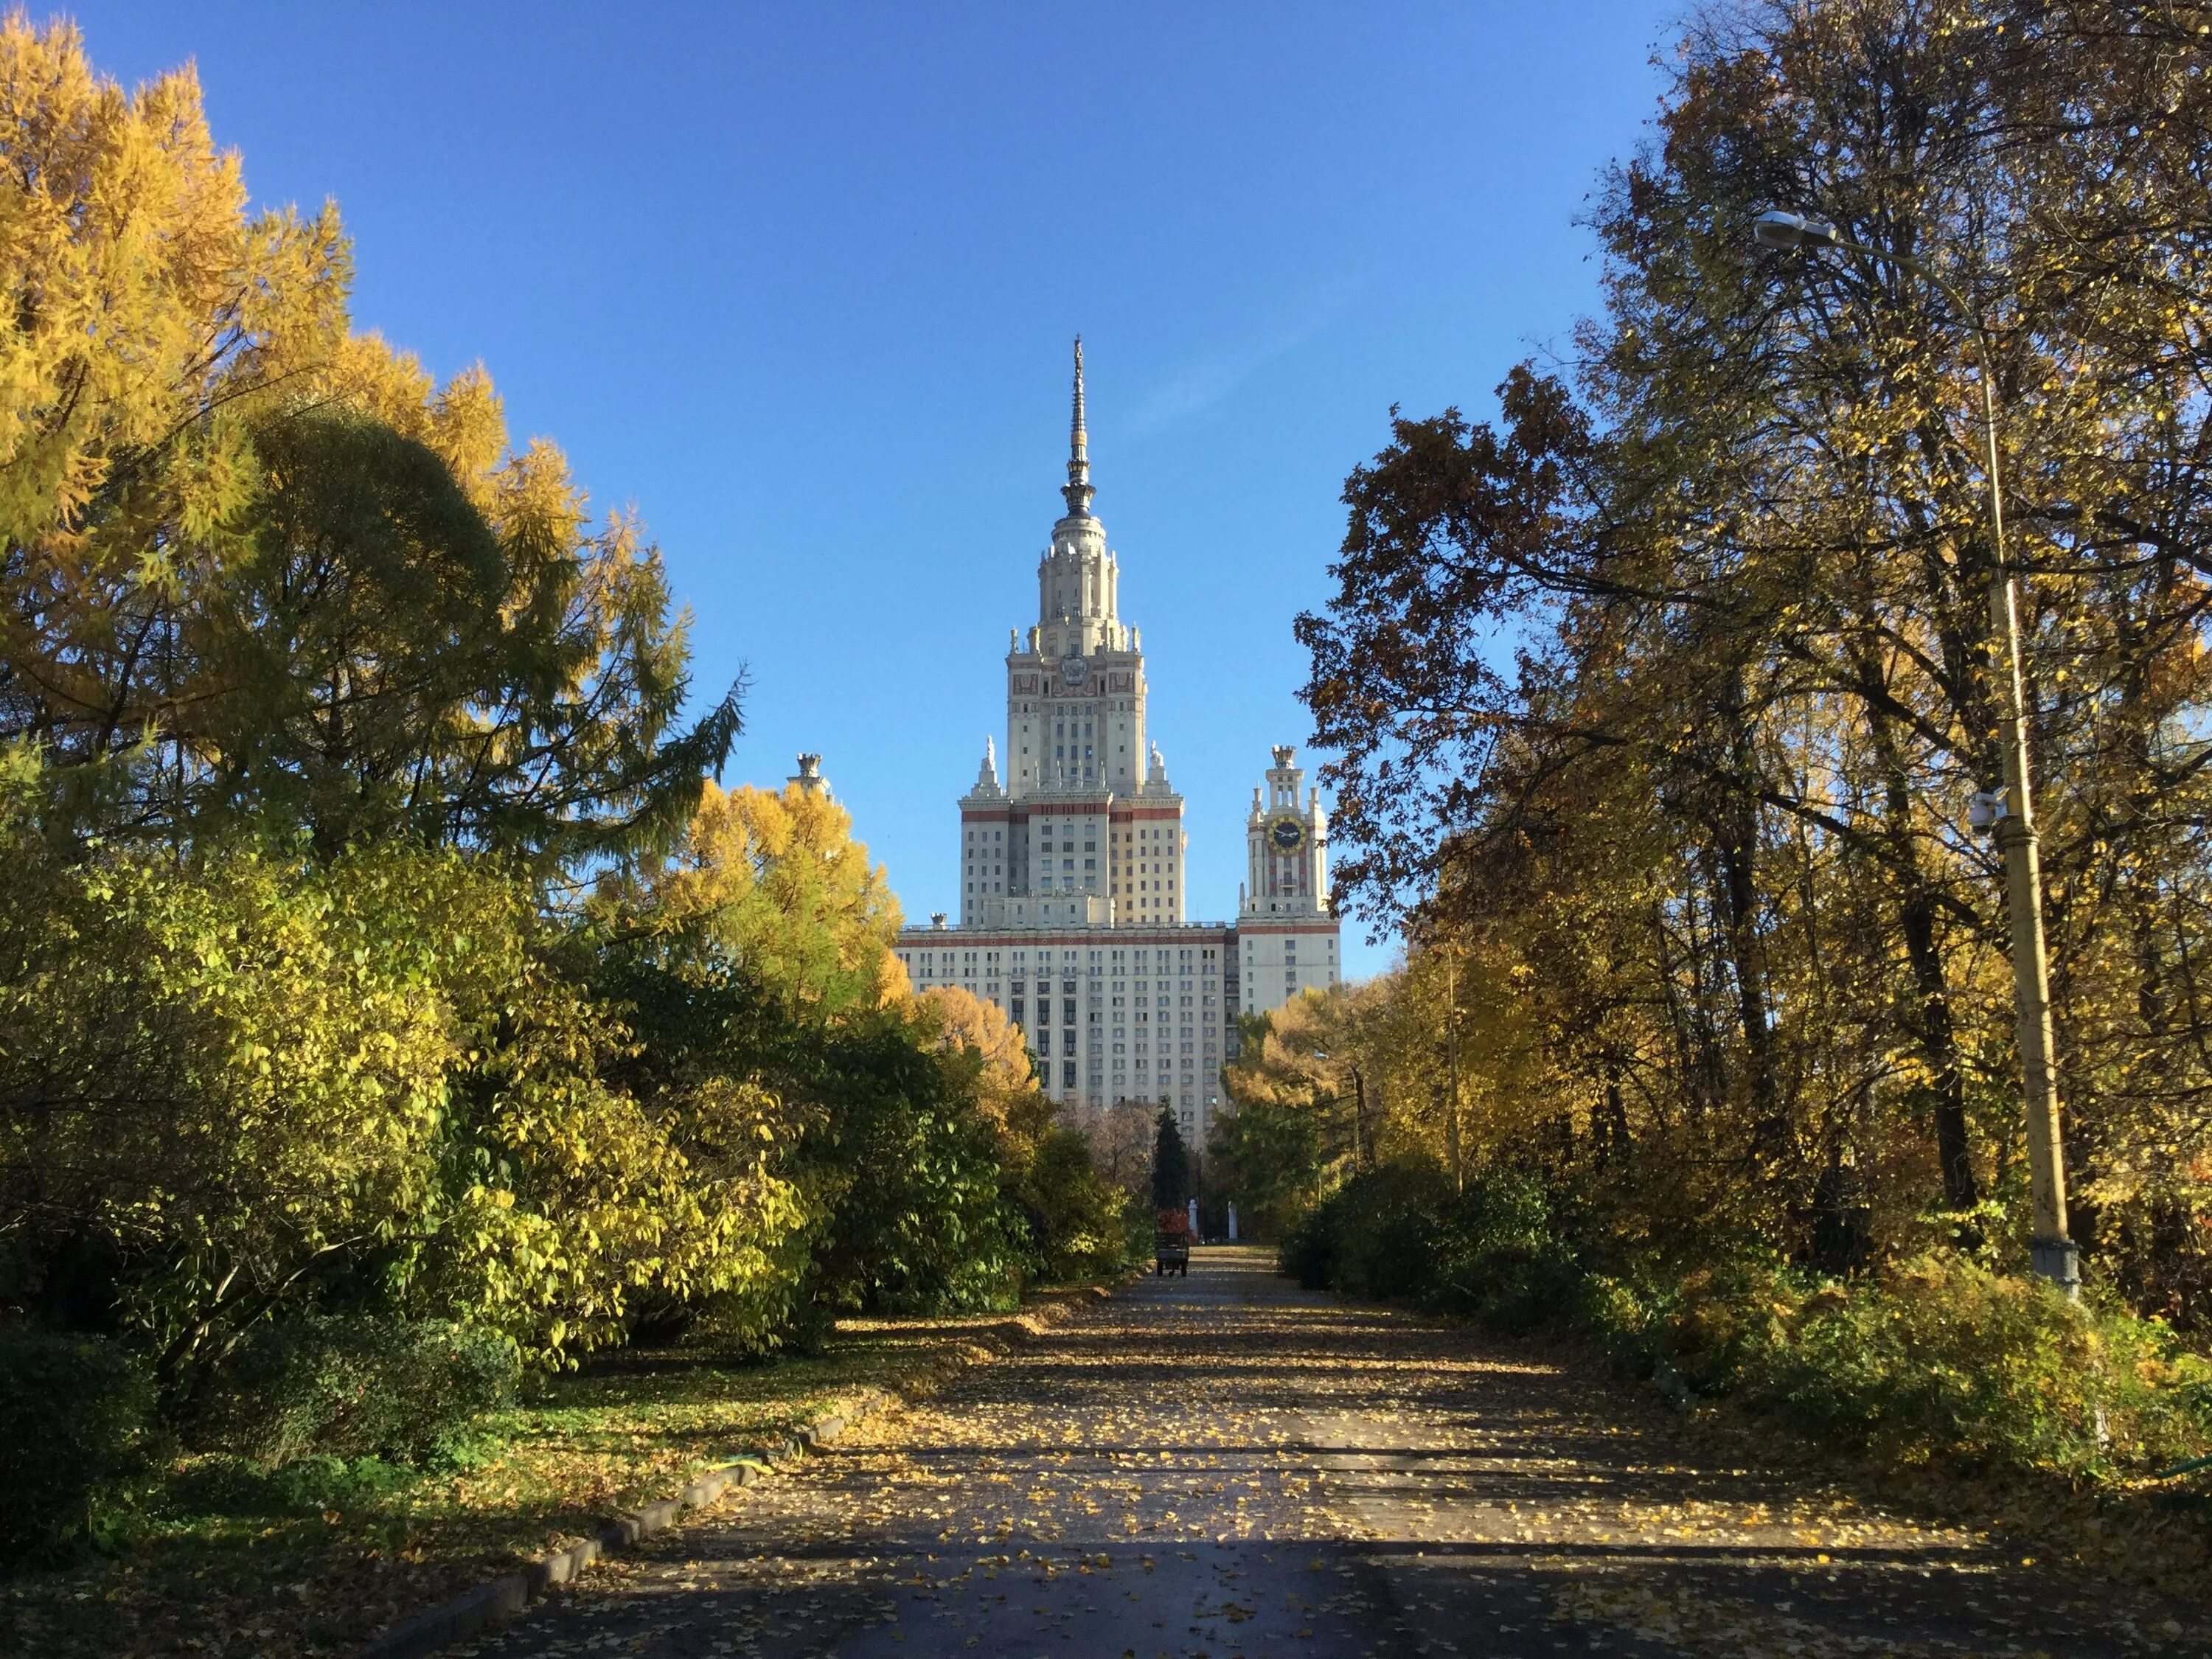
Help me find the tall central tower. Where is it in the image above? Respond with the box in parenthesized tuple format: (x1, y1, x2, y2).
(956, 341, 1186, 929)
(897, 341, 1338, 1135)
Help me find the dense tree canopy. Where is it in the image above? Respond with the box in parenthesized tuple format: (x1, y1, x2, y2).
(0, 14, 1128, 1461)
(0, 16, 735, 864)
(1295, 0, 2212, 1323)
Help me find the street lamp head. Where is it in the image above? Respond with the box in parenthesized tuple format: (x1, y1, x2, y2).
(1753, 208, 1842, 249)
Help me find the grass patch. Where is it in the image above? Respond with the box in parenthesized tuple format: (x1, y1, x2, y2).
(0, 1298, 1084, 1657)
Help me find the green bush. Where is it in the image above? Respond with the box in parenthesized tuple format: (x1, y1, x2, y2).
(191, 1317, 517, 1468)
(1283, 1165, 1585, 1329)
(167, 1450, 421, 1517)
(1016, 1128, 1144, 1282)
(1645, 1256, 1801, 1391)
(1278, 1163, 1454, 1298)
(800, 1017, 1026, 1316)
(1279, 1160, 2212, 1486)
(0, 1332, 161, 1560)
(1278, 1194, 1340, 1290)
(1427, 1173, 1585, 1335)
(1730, 1256, 2212, 1479)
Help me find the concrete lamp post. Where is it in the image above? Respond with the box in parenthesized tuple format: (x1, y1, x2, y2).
(1751, 208, 2079, 1295)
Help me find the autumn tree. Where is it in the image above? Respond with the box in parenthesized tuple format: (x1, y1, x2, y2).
(1300, 0, 2212, 1319)
(1222, 987, 1384, 1169)
(1064, 1096, 1158, 1194)
(914, 984, 1037, 1140)
(628, 779, 907, 1018)
(0, 15, 735, 863)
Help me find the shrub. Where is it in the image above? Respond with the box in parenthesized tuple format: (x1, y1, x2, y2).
(167, 1450, 420, 1517)
(1648, 1256, 1803, 1391)
(1278, 1163, 1454, 1298)
(1284, 1165, 1587, 1329)
(1349, 1164, 1455, 1299)
(191, 1317, 517, 1467)
(1279, 1155, 2212, 1486)
(1017, 1128, 1144, 1282)
(1427, 1173, 1585, 1335)
(0, 1332, 160, 1560)
(1278, 1196, 1340, 1290)
(800, 1015, 1027, 1316)
(1731, 1256, 2212, 1479)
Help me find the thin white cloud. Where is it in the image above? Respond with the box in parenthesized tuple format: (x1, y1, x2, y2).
(1126, 274, 1366, 434)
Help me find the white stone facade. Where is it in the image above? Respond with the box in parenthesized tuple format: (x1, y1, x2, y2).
(900, 926, 1235, 1139)
(1237, 745, 1340, 1016)
(894, 342, 1340, 1145)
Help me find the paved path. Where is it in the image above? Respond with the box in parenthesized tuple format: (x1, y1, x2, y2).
(462, 1248, 2199, 1658)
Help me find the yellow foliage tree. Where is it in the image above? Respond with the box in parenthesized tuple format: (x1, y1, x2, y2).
(0, 15, 737, 860)
(0, 13, 344, 766)
(1225, 982, 1391, 1169)
(913, 983, 1039, 1146)
(914, 984, 1033, 1088)
(639, 779, 908, 1018)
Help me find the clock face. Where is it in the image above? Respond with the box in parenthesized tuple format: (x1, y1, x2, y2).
(1270, 816, 1304, 852)
(1060, 655, 1089, 686)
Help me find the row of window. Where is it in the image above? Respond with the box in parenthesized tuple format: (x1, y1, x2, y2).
(961, 826, 1178, 846)
(911, 965, 1220, 997)
(1009, 993, 1210, 1011)
(1036, 1030, 1216, 1057)
(905, 947, 1221, 970)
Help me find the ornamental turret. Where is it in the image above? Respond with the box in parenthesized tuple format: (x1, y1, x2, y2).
(1243, 745, 1328, 917)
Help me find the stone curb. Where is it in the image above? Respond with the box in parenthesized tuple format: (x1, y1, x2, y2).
(352, 1280, 1119, 1659)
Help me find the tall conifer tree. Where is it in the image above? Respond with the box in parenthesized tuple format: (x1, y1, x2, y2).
(1152, 1107, 1189, 1213)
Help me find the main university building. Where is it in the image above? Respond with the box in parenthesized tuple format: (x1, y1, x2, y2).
(894, 344, 1340, 1144)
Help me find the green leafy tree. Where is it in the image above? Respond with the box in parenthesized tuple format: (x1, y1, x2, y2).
(1208, 1099, 1325, 1242)
(189, 411, 740, 865)
(1011, 1127, 1140, 1281)
(0, 15, 1116, 1447)
(793, 1007, 1023, 1314)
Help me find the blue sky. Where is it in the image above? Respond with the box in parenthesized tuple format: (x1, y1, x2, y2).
(72, 2, 1676, 979)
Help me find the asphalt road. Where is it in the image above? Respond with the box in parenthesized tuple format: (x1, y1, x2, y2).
(459, 1247, 2201, 1659)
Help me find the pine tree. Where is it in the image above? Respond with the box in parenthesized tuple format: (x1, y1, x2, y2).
(1151, 1105, 1189, 1213)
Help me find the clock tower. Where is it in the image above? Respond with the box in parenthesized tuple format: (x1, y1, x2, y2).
(1244, 745, 1327, 916)
(1237, 745, 1338, 1015)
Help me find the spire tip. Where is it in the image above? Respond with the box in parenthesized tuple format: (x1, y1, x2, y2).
(1062, 336, 1094, 518)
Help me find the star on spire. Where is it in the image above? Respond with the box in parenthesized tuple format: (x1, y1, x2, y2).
(1062, 335, 1094, 518)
